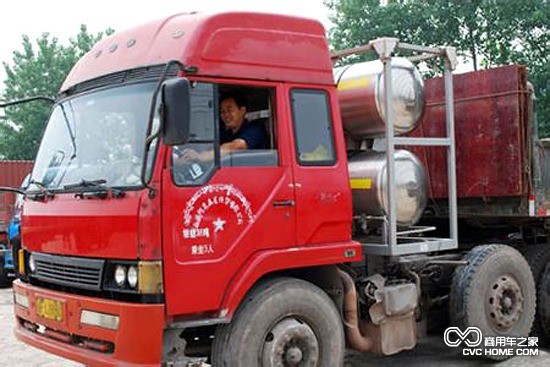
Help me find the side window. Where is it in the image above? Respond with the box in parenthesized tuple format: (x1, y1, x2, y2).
(172, 82, 216, 186)
(220, 86, 278, 167)
(290, 89, 336, 165)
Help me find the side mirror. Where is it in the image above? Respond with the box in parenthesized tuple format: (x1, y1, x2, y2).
(162, 78, 191, 146)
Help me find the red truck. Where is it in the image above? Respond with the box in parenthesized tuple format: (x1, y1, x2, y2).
(7, 11, 549, 366)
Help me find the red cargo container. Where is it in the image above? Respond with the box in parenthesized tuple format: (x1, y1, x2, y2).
(409, 65, 538, 218)
(0, 160, 33, 232)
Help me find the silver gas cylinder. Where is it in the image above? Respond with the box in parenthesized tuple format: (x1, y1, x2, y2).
(348, 150, 427, 227)
(334, 57, 425, 139)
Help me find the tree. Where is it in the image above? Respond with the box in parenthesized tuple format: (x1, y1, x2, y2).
(325, 0, 549, 135)
(0, 25, 114, 160)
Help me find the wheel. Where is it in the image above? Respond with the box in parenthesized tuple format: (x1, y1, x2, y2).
(211, 277, 345, 367)
(450, 245, 536, 360)
(538, 263, 550, 346)
(522, 244, 550, 345)
(0, 254, 7, 287)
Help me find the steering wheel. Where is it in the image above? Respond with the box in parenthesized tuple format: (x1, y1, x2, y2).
(173, 160, 208, 184)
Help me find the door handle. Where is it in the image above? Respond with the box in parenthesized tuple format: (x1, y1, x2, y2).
(273, 200, 295, 208)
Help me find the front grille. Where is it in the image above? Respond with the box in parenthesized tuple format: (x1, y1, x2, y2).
(32, 253, 105, 291)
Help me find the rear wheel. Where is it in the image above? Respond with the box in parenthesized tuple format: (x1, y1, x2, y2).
(211, 277, 345, 367)
(522, 244, 550, 345)
(538, 264, 550, 346)
(450, 245, 536, 360)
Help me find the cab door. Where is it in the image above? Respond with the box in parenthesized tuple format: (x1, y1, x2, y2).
(286, 86, 352, 246)
(162, 82, 296, 316)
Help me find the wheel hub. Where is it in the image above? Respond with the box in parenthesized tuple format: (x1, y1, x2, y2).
(285, 347, 303, 364)
(487, 275, 524, 331)
(262, 318, 319, 367)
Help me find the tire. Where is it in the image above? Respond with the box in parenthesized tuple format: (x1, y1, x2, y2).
(450, 245, 536, 361)
(211, 277, 345, 367)
(538, 263, 550, 346)
(0, 254, 6, 287)
(522, 244, 550, 345)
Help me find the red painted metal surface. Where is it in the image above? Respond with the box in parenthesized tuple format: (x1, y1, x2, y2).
(221, 242, 362, 317)
(61, 12, 333, 92)
(409, 65, 529, 199)
(0, 160, 33, 187)
(23, 191, 143, 259)
(13, 280, 164, 366)
(0, 160, 33, 232)
(288, 84, 354, 246)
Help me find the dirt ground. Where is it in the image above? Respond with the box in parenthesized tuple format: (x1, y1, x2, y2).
(1, 287, 549, 366)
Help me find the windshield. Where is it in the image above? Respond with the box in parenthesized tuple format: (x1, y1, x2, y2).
(31, 83, 158, 191)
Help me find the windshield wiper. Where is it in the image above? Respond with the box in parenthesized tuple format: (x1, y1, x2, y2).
(27, 179, 55, 201)
(64, 179, 125, 199)
(63, 178, 107, 190)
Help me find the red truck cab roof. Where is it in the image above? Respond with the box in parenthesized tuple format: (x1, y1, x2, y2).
(61, 11, 334, 92)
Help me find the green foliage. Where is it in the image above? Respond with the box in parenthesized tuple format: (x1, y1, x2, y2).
(0, 25, 114, 160)
(325, 0, 549, 135)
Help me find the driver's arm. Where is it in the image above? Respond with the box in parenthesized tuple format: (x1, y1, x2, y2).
(220, 138, 247, 154)
(182, 138, 247, 162)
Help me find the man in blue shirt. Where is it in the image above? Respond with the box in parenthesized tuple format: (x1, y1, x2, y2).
(179, 92, 267, 162)
(219, 92, 267, 151)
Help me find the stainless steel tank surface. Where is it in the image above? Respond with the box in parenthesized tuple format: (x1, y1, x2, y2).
(334, 57, 425, 138)
(348, 150, 428, 227)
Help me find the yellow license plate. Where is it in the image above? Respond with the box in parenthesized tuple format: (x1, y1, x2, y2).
(36, 297, 64, 322)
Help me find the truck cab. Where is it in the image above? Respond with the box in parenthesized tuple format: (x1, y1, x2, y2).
(13, 12, 361, 366)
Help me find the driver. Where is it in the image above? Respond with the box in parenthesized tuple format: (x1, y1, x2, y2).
(219, 92, 267, 151)
(178, 91, 267, 162)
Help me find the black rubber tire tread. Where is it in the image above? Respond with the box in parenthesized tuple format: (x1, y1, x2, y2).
(538, 263, 550, 346)
(450, 244, 536, 361)
(522, 244, 550, 345)
(211, 277, 345, 367)
(0, 255, 6, 287)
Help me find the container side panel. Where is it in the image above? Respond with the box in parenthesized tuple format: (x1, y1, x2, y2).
(0, 160, 33, 231)
(409, 65, 528, 199)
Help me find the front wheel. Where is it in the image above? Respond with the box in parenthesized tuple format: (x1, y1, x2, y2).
(211, 277, 345, 367)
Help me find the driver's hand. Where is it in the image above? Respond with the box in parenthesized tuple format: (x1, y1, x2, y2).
(176, 148, 200, 162)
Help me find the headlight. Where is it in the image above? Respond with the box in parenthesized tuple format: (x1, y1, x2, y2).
(127, 266, 138, 288)
(28, 253, 36, 273)
(104, 260, 163, 294)
(114, 265, 127, 286)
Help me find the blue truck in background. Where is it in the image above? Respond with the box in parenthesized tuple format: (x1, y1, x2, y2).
(0, 173, 29, 286)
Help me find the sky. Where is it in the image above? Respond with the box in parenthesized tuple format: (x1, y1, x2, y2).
(0, 0, 332, 84)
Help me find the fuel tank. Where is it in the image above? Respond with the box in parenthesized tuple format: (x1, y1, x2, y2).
(334, 57, 425, 138)
(348, 150, 427, 227)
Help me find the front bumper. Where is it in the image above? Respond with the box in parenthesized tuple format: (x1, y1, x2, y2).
(13, 280, 165, 366)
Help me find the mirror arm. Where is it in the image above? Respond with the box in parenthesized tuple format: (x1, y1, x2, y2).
(0, 186, 25, 195)
(0, 96, 55, 108)
(140, 60, 185, 197)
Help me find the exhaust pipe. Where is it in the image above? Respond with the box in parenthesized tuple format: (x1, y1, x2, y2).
(338, 269, 374, 352)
